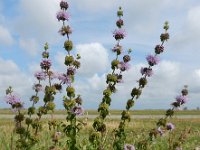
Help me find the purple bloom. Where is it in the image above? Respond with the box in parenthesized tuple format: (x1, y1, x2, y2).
(113, 29, 126, 40)
(175, 95, 187, 105)
(33, 84, 43, 92)
(71, 106, 84, 115)
(58, 73, 71, 85)
(5, 94, 21, 105)
(146, 55, 159, 66)
(155, 45, 164, 54)
(40, 59, 52, 70)
(118, 62, 130, 71)
(124, 144, 135, 150)
(140, 67, 153, 77)
(48, 71, 58, 80)
(67, 67, 76, 75)
(60, 0, 68, 10)
(58, 25, 72, 36)
(116, 19, 124, 28)
(56, 11, 69, 21)
(34, 71, 46, 80)
(157, 127, 164, 136)
(112, 45, 123, 54)
(166, 123, 175, 131)
(5, 94, 23, 111)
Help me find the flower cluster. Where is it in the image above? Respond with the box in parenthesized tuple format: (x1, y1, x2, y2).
(5, 87, 23, 111)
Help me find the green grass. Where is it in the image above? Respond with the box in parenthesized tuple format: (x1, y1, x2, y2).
(1, 108, 200, 115)
(0, 117, 199, 149)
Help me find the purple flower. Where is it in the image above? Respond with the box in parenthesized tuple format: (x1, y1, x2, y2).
(175, 95, 187, 105)
(56, 11, 69, 21)
(113, 29, 126, 40)
(166, 123, 175, 131)
(60, 0, 68, 10)
(140, 67, 153, 77)
(5, 94, 21, 105)
(40, 59, 52, 70)
(34, 71, 46, 80)
(124, 144, 135, 150)
(58, 73, 71, 85)
(155, 45, 164, 54)
(112, 45, 123, 54)
(58, 25, 72, 36)
(146, 55, 159, 66)
(116, 19, 124, 28)
(5, 94, 23, 111)
(33, 84, 43, 92)
(71, 106, 84, 115)
(157, 127, 164, 136)
(48, 71, 58, 80)
(118, 62, 130, 71)
(67, 67, 76, 75)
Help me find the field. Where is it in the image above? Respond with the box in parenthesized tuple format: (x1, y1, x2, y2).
(0, 109, 200, 149)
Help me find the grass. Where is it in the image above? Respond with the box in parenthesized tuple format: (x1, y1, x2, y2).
(0, 117, 200, 149)
(1, 108, 200, 115)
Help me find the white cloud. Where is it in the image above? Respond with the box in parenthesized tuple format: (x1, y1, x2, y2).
(76, 43, 109, 77)
(0, 58, 33, 107)
(14, 0, 60, 43)
(19, 38, 39, 56)
(0, 25, 14, 45)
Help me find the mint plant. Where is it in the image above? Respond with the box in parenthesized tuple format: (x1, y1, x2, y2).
(113, 21, 170, 150)
(56, 1, 84, 149)
(89, 7, 132, 150)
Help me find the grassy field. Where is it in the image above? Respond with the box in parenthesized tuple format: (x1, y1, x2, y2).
(0, 117, 199, 149)
(1, 108, 200, 115)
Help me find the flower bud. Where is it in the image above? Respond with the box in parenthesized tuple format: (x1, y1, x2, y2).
(28, 106, 35, 115)
(66, 86, 75, 98)
(139, 77, 147, 88)
(117, 7, 123, 17)
(160, 33, 169, 42)
(126, 99, 134, 110)
(46, 102, 55, 111)
(103, 89, 112, 97)
(123, 55, 131, 63)
(111, 59, 120, 70)
(131, 88, 142, 99)
(64, 40, 73, 51)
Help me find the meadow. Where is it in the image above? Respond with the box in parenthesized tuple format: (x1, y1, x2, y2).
(0, 110, 199, 150)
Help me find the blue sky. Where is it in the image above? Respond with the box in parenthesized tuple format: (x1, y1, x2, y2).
(0, 0, 200, 110)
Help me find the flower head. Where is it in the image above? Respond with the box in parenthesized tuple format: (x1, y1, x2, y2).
(175, 95, 187, 105)
(60, 0, 68, 10)
(42, 51, 49, 58)
(56, 11, 69, 21)
(58, 73, 71, 85)
(71, 106, 84, 115)
(140, 67, 153, 77)
(112, 45, 123, 55)
(34, 71, 47, 80)
(58, 25, 72, 36)
(33, 84, 43, 92)
(124, 144, 135, 150)
(155, 45, 164, 54)
(166, 123, 175, 131)
(67, 67, 76, 75)
(116, 19, 124, 28)
(40, 59, 52, 70)
(118, 62, 130, 71)
(146, 55, 159, 66)
(5, 94, 23, 111)
(157, 127, 164, 136)
(113, 29, 126, 40)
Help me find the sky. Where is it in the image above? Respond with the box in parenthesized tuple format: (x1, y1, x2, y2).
(0, 0, 200, 110)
